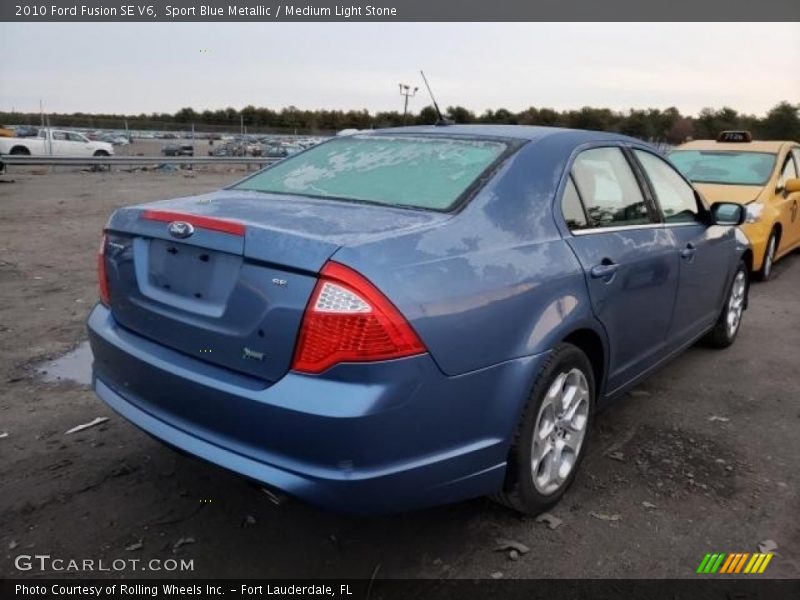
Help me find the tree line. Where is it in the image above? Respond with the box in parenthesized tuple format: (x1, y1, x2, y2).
(1, 101, 797, 142)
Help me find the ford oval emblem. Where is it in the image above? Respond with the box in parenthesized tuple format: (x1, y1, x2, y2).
(168, 221, 194, 239)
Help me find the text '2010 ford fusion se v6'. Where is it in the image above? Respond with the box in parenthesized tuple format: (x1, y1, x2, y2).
(88, 125, 751, 515)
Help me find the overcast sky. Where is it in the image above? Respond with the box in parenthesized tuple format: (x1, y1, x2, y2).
(1, 23, 797, 116)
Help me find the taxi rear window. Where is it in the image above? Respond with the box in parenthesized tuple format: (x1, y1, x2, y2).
(669, 150, 776, 186)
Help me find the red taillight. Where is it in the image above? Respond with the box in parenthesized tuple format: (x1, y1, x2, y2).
(291, 262, 426, 374)
(98, 234, 110, 306)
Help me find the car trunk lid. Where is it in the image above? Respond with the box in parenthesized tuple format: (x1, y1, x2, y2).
(102, 190, 446, 382)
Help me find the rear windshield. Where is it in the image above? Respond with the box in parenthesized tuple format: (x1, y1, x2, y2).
(233, 135, 508, 210)
(668, 150, 776, 186)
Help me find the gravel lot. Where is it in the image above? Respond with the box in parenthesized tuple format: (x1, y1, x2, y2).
(1, 170, 798, 579)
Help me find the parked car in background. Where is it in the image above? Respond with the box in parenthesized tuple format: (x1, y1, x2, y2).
(262, 143, 290, 158)
(0, 128, 113, 156)
(161, 144, 194, 157)
(211, 141, 258, 157)
(89, 125, 750, 515)
(13, 125, 39, 138)
(210, 145, 232, 157)
(670, 131, 800, 280)
(95, 132, 131, 146)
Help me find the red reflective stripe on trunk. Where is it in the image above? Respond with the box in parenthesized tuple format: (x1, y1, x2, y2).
(141, 210, 245, 236)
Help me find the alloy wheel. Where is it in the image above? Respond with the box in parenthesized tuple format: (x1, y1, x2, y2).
(531, 368, 590, 495)
(726, 270, 746, 337)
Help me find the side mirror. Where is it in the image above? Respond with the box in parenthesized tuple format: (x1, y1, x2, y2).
(785, 178, 800, 194)
(710, 202, 745, 226)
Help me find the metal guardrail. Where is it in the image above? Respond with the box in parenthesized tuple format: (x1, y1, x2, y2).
(0, 155, 281, 167)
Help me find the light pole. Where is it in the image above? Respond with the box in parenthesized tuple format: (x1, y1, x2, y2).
(399, 83, 418, 125)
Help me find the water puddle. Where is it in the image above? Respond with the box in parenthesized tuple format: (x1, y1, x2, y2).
(36, 341, 92, 386)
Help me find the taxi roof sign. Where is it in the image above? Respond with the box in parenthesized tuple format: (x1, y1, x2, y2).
(717, 130, 752, 143)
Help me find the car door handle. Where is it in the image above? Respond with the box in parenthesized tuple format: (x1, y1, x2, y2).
(680, 243, 696, 260)
(590, 262, 620, 279)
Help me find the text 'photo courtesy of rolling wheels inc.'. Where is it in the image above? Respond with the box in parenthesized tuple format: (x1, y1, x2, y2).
(1, 2, 799, 599)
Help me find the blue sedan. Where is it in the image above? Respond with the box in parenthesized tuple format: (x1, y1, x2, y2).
(88, 125, 751, 514)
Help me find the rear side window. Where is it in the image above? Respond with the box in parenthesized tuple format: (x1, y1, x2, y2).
(571, 147, 650, 228)
(561, 177, 589, 230)
(634, 150, 700, 223)
(234, 135, 509, 211)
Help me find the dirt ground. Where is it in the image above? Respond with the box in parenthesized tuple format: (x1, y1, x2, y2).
(0, 169, 798, 580)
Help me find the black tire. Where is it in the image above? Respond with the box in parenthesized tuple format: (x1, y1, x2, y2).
(755, 229, 778, 282)
(9, 146, 30, 155)
(492, 343, 595, 515)
(704, 260, 748, 348)
(92, 150, 110, 172)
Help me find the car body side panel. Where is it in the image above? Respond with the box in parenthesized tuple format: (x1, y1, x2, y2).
(565, 227, 679, 393)
(771, 145, 800, 255)
(667, 223, 738, 346)
(332, 137, 604, 378)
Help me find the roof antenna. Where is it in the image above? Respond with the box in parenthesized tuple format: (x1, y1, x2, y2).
(420, 70, 452, 126)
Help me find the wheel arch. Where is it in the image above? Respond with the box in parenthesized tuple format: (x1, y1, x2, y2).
(741, 247, 754, 277)
(772, 222, 783, 246)
(561, 327, 607, 401)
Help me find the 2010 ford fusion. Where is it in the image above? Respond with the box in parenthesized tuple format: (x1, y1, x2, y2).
(88, 125, 751, 515)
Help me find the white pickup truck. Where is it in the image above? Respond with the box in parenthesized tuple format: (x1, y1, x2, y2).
(0, 129, 114, 157)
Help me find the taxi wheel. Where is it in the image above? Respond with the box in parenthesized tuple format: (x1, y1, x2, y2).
(756, 230, 778, 282)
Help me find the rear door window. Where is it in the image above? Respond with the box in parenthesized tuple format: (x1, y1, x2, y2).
(561, 177, 589, 230)
(571, 147, 651, 228)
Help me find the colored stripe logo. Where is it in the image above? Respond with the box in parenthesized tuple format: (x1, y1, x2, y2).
(697, 552, 774, 574)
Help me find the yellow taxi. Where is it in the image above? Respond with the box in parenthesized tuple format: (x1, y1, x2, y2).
(670, 131, 800, 280)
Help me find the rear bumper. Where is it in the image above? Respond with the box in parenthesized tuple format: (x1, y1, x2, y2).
(88, 305, 546, 514)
